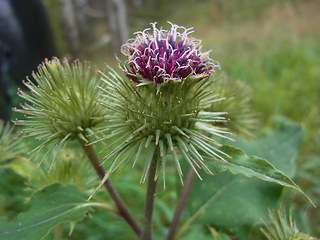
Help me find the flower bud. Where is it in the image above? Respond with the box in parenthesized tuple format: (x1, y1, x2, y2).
(99, 63, 231, 187)
(207, 77, 259, 139)
(0, 120, 24, 164)
(14, 58, 106, 162)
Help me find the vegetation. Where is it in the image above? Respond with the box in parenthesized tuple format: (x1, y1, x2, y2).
(1, 0, 319, 239)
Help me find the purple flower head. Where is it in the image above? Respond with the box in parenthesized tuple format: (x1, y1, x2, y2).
(121, 22, 220, 83)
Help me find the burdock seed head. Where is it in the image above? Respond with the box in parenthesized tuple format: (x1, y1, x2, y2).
(13, 57, 106, 164)
(0, 120, 24, 164)
(260, 207, 317, 240)
(207, 77, 260, 139)
(97, 23, 232, 188)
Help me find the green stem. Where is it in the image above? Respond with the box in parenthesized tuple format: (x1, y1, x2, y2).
(167, 168, 195, 240)
(53, 223, 64, 240)
(141, 152, 159, 240)
(78, 139, 142, 237)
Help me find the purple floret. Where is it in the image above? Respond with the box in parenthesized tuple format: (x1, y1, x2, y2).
(121, 22, 220, 83)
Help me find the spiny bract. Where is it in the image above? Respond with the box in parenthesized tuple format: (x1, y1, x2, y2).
(0, 120, 24, 164)
(97, 69, 232, 187)
(13, 58, 105, 164)
(25, 148, 98, 193)
(260, 208, 319, 240)
(207, 77, 259, 139)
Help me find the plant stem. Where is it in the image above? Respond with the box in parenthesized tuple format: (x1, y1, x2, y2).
(141, 152, 159, 240)
(167, 168, 195, 240)
(78, 139, 142, 237)
(53, 223, 64, 240)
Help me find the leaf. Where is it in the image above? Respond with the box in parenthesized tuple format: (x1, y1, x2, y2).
(179, 171, 282, 239)
(180, 121, 309, 239)
(0, 183, 89, 240)
(208, 145, 311, 202)
(232, 117, 305, 178)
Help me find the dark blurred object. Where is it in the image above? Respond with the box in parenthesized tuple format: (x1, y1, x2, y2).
(0, 0, 57, 120)
(0, 41, 12, 120)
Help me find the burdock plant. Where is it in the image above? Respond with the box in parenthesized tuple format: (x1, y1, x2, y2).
(9, 23, 313, 240)
(13, 57, 142, 236)
(101, 22, 226, 184)
(97, 23, 227, 239)
(96, 22, 313, 240)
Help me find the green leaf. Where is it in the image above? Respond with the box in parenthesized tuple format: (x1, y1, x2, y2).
(180, 170, 282, 239)
(180, 121, 310, 239)
(232, 117, 305, 178)
(0, 183, 89, 240)
(209, 145, 311, 202)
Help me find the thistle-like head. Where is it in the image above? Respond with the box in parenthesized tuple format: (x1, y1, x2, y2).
(25, 149, 98, 193)
(91, 23, 231, 188)
(0, 120, 24, 164)
(121, 22, 220, 83)
(207, 77, 259, 139)
(13, 58, 105, 162)
(97, 67, 232, 188)
(260, 207, 317, 240)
